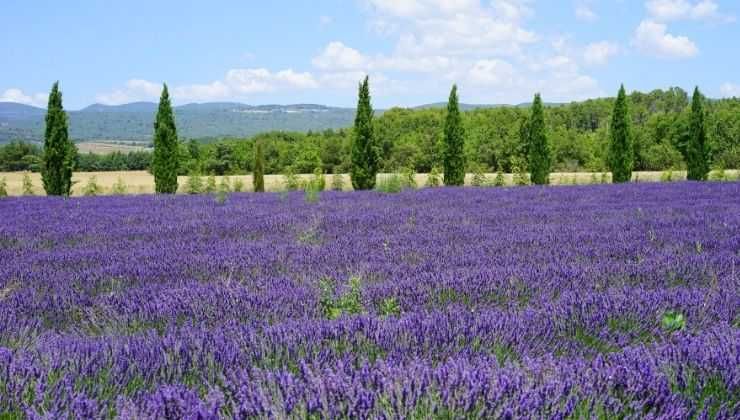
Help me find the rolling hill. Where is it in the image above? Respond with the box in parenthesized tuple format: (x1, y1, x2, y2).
(0, 100, 544, 144)
(0, 102, 361, 143)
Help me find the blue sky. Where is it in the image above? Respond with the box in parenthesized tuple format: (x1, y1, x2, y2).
(2, 0, 739, 109)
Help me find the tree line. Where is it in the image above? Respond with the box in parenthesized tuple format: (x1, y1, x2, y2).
(10, 79, 735, 195)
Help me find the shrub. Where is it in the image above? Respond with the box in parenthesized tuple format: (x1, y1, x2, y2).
(400, 167, 416, 189)
(312, 167, 326, 192)
(304, 180, 320, 203)
(494, 169, 505, 187)
(376, 173, 404, 193)
(660, 170, 674, 182)
(471, 164, 488, 187)
(283, 167, 300, 191)
(204, 174, 217, 193)
(600, 172, 610, 184)
(232, 177, 245, 192)
(111, 177, 128, 195)
(82, 176, 102, 196)
(662, 311, 686, 333)
(426, 167, 442, 188)
(330, 173, 345, 191)
(378, 297, 401, 317)
(0, 177, 7, 197)
(218, 176, 231, 193)
(708, 169, 727, 182)
(185, 174, 204, 194)
(22, 172, 34, 195)
(511, 157, 529, 186)
(319, 276, 364, 320)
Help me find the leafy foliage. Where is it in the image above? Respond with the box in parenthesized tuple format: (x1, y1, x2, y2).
(41, 82, 77, 196)
(319, 276, 364, 320)
(351, 77, 379, 190)
(526, 93, 550, 185)
(82, 176, 102, 196)
(662, 311, 686, 333)
(443, 85, 465, 186)
(687, 87, 710, 181)
(608, 85, 633, 183)
(253, 140, 265, 192)
(152, 84, 179, 194)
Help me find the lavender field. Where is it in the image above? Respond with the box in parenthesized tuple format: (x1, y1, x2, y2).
(0, 182, 738, 419)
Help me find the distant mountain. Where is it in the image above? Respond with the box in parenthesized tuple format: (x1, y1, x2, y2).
(0, 102, 46, 120)
(81, 102, 158, 113)
(0, 102, 359, 143)
(1, 100, 546, 144)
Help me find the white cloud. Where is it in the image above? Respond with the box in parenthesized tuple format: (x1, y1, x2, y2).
(646, 0, 735, 22)
(720, 83, 740, 97)
(633, 20, 698, 58)
(312, 42, 369, 70)
(97, 1, 607, 106)
(467, 59, 518, 87)
(97, 69, 319, 105)
(0, 88, 48, 107)
(584, 41, 620, 66)
(575, 4, 598, 22)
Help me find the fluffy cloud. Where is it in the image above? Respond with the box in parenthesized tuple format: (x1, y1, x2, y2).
(97, 69, 318, 105)
(575, 4, 598, 22)
(583, 41, 620, 66)
(0, 88, 48, 107)
(312, 42, 369, 70)
(720, 83, 740, 97)
(314, 0, 600, 103)
(646, 0, 735, 22)
(633, 20, 698, 58)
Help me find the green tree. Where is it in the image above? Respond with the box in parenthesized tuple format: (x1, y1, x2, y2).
(443, 85, 465, 186)
(687, 87, 710, 180)
(350, 76, 379, 190)
(608, 85, 633, 183)
(152, 84, 179, 193)
(253, 140, 265, 192)
(41, 82, 77, 196)
(526, 93, 550, 185)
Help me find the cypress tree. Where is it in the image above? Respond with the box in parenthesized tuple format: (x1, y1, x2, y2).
(152, 84, 179, 193)
(41, 82, 76, 196)
(350, 76, 378, 190)
(527, 93, 550, 185)
(443, 85, 465, 186)
(687, 87, 709, 181)
(253, 140, 265, 192)
(608, 84, 633, 183)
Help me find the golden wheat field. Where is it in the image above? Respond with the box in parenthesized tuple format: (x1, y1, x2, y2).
(0, 170, 737, 196)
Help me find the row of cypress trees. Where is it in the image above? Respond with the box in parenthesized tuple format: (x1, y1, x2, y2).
(39, 80, 712, 195)
(350, 79, 712, 187)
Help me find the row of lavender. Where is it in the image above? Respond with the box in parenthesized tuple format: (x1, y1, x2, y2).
(0, 182, 738, 418)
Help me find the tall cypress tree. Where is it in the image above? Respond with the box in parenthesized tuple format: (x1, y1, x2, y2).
(687, 87, 709, 181)
(527, 93, 550, 185)
(350, 76, 378, 190)
(608, 84, 633, 183)
(253, 140, 265, 192)
(41, 82, 76, 196)
(152, 84, 179, 193)
(443, 85, 465, 186)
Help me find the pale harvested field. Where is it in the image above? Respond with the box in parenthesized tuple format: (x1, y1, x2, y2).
(0, 170, 737, 196)
(76, 142, 152, 154)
